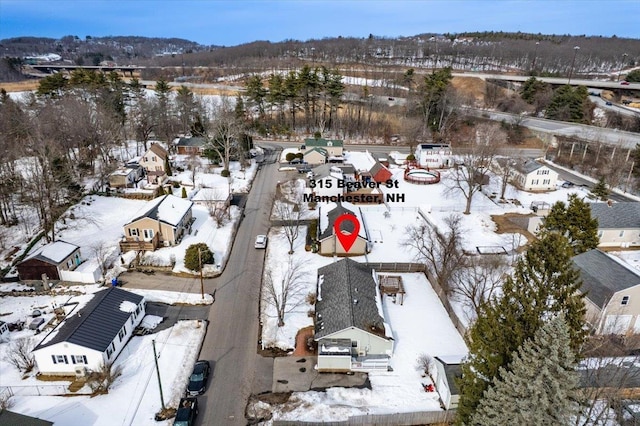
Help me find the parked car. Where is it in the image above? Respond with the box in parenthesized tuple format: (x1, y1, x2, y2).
(297, 166, 312, 174)
(187, 360, 211, 396)
(29, 317, 45, 330)
(561, 181, 575, 188)
(174, 397, 198, 426)
(621, 81, 630, 85)
(289, 158, 303, 165)
(254, 235, 268, 249)
(605, 101, 613, 106)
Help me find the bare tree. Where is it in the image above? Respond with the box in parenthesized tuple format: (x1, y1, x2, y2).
(262, 257, 309, 327)
(86, 362, 123, 394)
(207, 97, 244, 173)
(492, 157, 516, 200)
(446, 123, 501, 214)
(450, 254, 509, 316)
(271, 181, 306, 254)
(203, 189, 230, 228)
(402, 214, 465, 294)
(7, 337, 36, 373)
(90, 241, 115, 280)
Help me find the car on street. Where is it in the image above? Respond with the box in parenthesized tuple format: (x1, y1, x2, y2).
(254, 235, 268, 249)
(621, 81, 630, 85)
(561, 181, 575, 188)
(174, 397, 198, 426)
(605, 101, 613, 106)
(187, 360, 211, 396)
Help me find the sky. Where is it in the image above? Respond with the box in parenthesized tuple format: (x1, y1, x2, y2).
(0, 0, 639, 46)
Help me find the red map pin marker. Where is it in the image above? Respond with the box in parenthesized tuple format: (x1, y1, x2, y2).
(334, 213, 361, 252)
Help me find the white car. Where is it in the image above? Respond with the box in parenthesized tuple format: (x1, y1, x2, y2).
(254, 235, 268, 249)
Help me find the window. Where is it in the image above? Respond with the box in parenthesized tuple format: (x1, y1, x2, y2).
(129, 228, 139, 237)
(619, 230, 625, 237)
(143, 229, 154, 240)
(152, 156, 157, 162)
(622, 296, 630, 306)
(118, 327, 127, 342)
(52, 355, 68, 364)
(106, 347, 113, 358)
(543, 179, 550, 185)
(532, 179, 539, 185)
(598, 231, 604, 238)
(71, 355, 87, 364)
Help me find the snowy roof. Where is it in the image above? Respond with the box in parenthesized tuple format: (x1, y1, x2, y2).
(191, 187, 230, 202)
(315, 259, 390, 340)
(23, 241, 80, 265)
(128, 195, 193, 227)
(318, 202, 368, 241)
(314, 164, 344, 180)
(110, 167, 137, 176)
(590, 202, 640, 229)
(344, 151, 376, 172)
(511, 159, 545, 175)
(573, 249, 640, 308)
(34, 287, 144, 352)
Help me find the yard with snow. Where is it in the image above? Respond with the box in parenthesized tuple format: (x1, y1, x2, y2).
(0, 284, 210, 425)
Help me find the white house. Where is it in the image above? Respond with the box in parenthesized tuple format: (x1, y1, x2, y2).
(573, 249, 640, 335)
(315, 259, 393, 372)
(415, 143, 453, 169)
(33, 287, 145, 375)
(316, 202, 370, 256)
(590, 202, 640, 248)
(0, 321, 9, 341)
(495, 159, 558, 192)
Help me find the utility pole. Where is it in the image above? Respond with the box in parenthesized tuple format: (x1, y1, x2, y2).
(568, 46, 580, 85)
(198, 247, 204, 299)
(152, 339, 165, 411)
(618, 53, 628, 82)
(531, 41, 540, 73)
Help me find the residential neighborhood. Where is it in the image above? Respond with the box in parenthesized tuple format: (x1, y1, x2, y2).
(2, 6, 640, 425)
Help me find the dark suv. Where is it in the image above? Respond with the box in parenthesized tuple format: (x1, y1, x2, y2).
(174, 397, 198, 426)
(187, 360, 211, 396)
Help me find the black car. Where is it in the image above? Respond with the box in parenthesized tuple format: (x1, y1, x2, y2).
(174, 397, 198, 426)
(561, 181, 575, 188)
(187, 360, 211, 396)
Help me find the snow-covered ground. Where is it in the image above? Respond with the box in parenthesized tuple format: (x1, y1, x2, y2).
(6, 320, 205, 425)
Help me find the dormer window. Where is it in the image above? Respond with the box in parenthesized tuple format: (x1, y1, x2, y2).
(622, 296, 630, 306)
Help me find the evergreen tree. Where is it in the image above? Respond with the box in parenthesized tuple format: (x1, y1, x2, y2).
(418, 67, 453, 132)
(589, 176, 610, 201)
(164, 156, 172, 176)
(545, 85, 592, 123)
(540, 193, 599, 254)
(471, 316, 579, 426)
(520, 76, 548, 104)
(184, 243, 213, 271)
(181, 187, 187, 198)
(456, 232, 586, 425)
(246, 75, 267, 117)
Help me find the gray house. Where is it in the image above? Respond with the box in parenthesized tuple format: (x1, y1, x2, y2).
(573, 249, 640, 335)
(314, 258, 393, 372)
(590, 202, 640, 248)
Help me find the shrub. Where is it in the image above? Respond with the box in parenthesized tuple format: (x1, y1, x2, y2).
(285, 152, 296, 162)
(184, 243, 214, 272)
(221, 169, 230, 178)
(406, 153, 416, 161)
(181, 187, 187, 198)
(295, 152, 304, 159)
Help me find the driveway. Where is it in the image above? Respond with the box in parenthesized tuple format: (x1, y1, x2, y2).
(144, 302, 210, 332)
(119, 270, 205, 294)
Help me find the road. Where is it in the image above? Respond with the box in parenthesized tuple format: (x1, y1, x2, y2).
(196, 147, 280, 425)
(452, 72, 640, 91)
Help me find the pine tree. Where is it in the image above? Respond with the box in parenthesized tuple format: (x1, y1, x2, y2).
(540, 193, 599, 254)
(164, 156, 172, 176)
(181, 187, 187, 198)
(472, 316, 579, 426)
(456, 232, 586, 425)
(589, 176, 610, 201)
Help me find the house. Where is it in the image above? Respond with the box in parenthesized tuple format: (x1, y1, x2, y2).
(33, 287, 145, 375)
(140, 143, 170, 185)
(17, 241, 83, 281)
(120, 194, 193, 252)
(314, 259, 393, 372)
(304, 138, 344, 158)
(590, 202, 640, 248)
(0, 320, 9, 341)
(317, 203, 370, 256)
(310, 164, 345, 198)
(176, 137, 207, 155)
(108, 166, 144, 189)
(415, 143, 453, 169)
(0, 410, 54, 426)
(495, 158, 558, 192)
(572, 249, 640, 334)
(191, 186, 232, 209)
(303, 147, 328, 165)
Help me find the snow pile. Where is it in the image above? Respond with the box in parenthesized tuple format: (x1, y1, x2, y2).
(140, 315, 164, 329)
(119, 300, 138, 313)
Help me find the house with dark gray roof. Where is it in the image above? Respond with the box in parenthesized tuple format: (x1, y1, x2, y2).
(33, 287, 145, 375)
(314, 259, 393, 372)
(590, 202, 640, 248)
(0, 410, 54, 426)
(317, 202, 370, 256)
(492, 158, 558, 192)
(572, 249, 640, 334)
(176, 136, 207, 155)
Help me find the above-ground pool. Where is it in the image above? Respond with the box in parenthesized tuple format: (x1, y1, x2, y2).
(404, 169, 441, 184)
